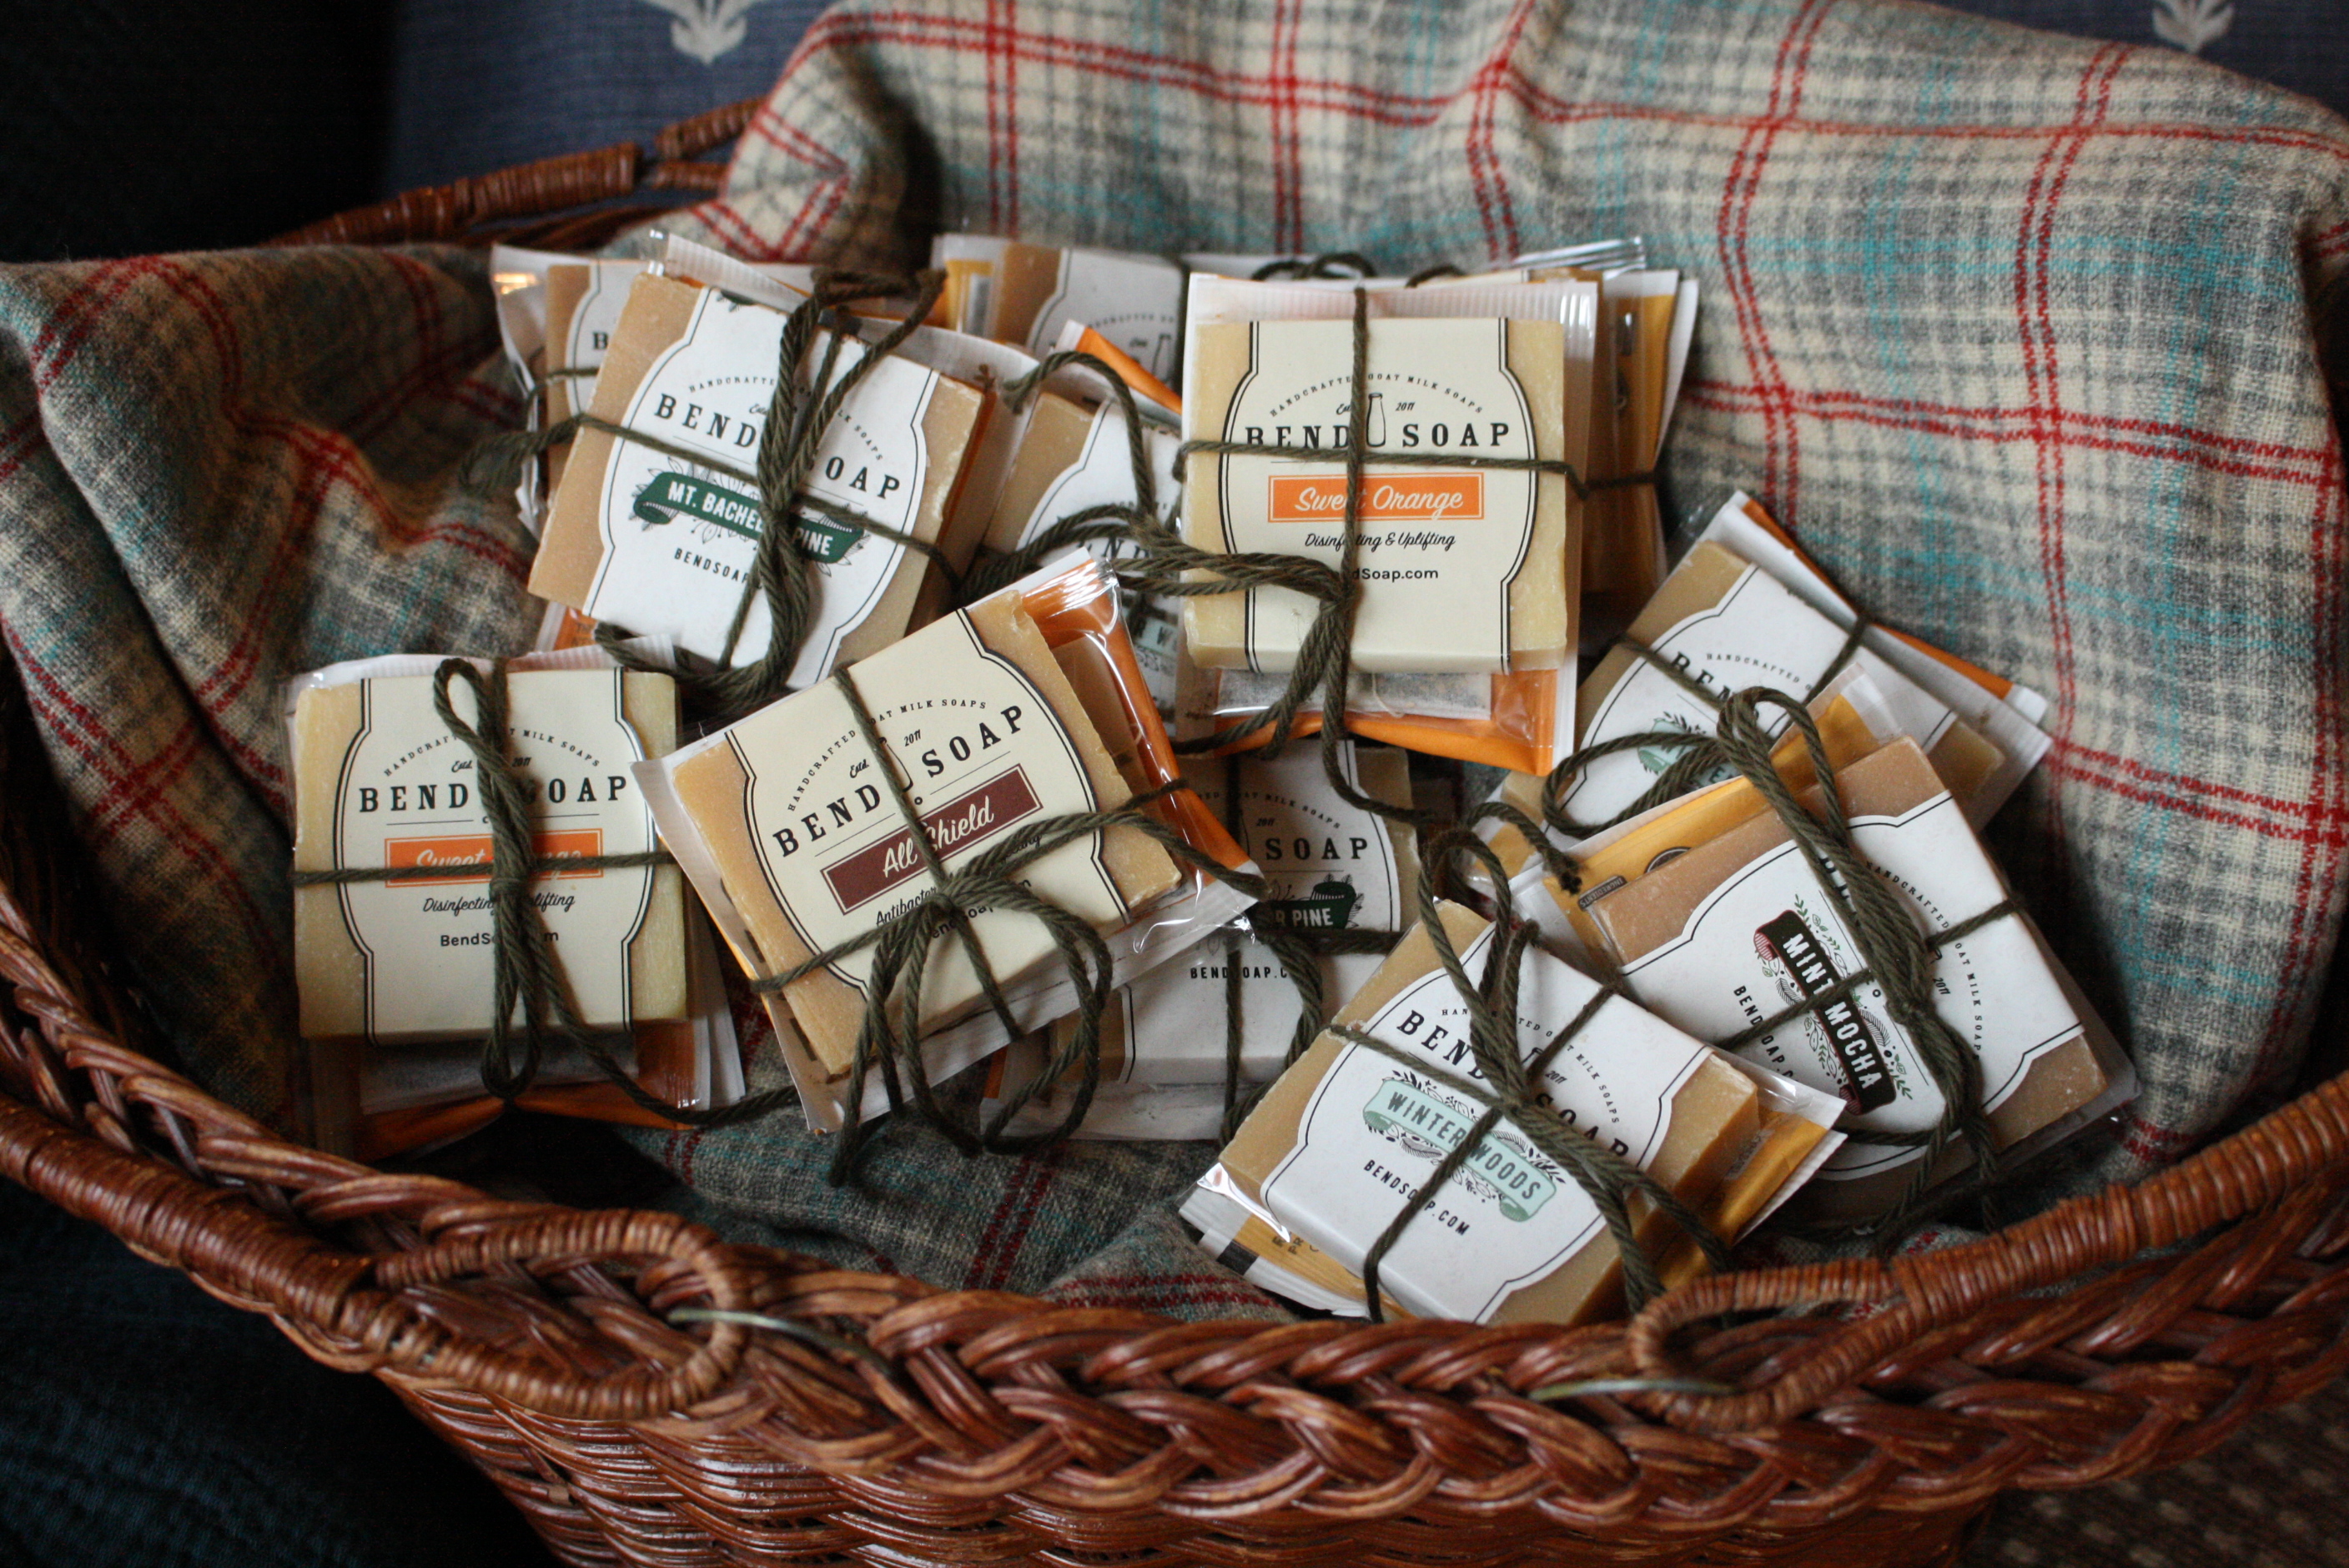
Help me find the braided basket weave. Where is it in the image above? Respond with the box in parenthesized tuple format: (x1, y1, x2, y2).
(7, 101, 2346, 1568)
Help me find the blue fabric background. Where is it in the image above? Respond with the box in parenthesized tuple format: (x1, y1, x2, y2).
(377, 0, 2345, 194)
(382, 0, 830, 190)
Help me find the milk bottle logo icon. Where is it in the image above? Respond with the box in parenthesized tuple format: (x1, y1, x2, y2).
(1335, 391, 1388, 448)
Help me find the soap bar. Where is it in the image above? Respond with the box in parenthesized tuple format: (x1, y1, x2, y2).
(1583, 737, 2130, 1219)
(1568, 540, 1998, 827)
(1185, 741, 1418, 935)
(1688, 490, 2051, 824)
(541, 260, 648, 425)
(534, 274, 986, 681)
(1481, 678, 1899, 893)
(1219, 902, 1765, 1324)
(290, 662, 687, 1043)
(1183, 316, 1572, 676)
(644, 581, 1180, 1079)
(933, 234, 1186, 381)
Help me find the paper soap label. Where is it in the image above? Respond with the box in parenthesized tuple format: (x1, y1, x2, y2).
(556, 261, 649, 410)
(1028, 252, 1184, 381)
(1111, 942, 1387, 1085)
(1570, 562, 1955, 823)
(732, 611, 1126, 1005)
(330, 670, 656, 1041)
(1260, 929, 1705, 1321)
(1616, 792, 2080, 1179)
(1019, 403, 1185, 717)
(1210, 318, 1538, 673)
(1189, 744, 1402, 934)
(587, 288, 938, 678)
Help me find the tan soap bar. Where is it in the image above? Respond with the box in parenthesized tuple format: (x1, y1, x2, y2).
(981, 389, 1099, 556)
(1569, 540, 2005, 832)
(1586, 738, 2126, 1221)
(1220, 902, 1760, 1324)
(658, 587, 1180, 1078)
(291, 664, 687, 1044)
(1183, 316, 1572, 676)
(534, 273, 986, 676)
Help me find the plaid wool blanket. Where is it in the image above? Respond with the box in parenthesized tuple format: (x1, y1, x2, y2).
(0, 0, 2343, 1315)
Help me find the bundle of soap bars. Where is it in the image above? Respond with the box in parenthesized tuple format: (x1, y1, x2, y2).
(280, 229, 2131, 1328)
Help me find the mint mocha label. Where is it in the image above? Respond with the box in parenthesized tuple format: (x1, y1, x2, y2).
(586, 289, 937, 681)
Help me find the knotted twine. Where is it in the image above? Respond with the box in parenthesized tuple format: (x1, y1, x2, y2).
(428, 269, 1271, 1149)
(969, 276, 1740, 1299)
(467, 269, 962, 722)
(290, 658, 799, 1129)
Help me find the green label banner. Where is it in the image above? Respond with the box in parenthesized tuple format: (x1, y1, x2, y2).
(1361, 1081, 1557, 1222)
(633, 472, 863, 564)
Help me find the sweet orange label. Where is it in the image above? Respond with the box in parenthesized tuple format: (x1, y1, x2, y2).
(381, 829, 605, 886)
(1265, 473, 1484, 523)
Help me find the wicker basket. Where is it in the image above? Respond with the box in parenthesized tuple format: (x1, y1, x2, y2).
(8, 100, 2348, 1568)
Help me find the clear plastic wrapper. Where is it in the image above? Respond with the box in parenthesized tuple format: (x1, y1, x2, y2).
(636, 554, 1258, 1133)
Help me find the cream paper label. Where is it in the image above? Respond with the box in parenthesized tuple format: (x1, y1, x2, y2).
(1260, 929, 1706, 1321)
(1616, 792, 2080, 1181)
(1208, 318, 1539, 674)
(1027, 251, 1185, 381)
(1019, 402, 1185, 716)
(587, 289, 937, 679)
(1111, 941, 1387, 1085)
(732, 611, 1127, 1007)
(555, 260, 649, 409)
(1188, 744, 1403, 936)
(330, 669, 656, 1041)
(1568, 562, 1958, 824)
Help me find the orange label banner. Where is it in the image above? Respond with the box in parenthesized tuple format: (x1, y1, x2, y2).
(380, 829, 605, 886)
(1265, 473, 1484, 523)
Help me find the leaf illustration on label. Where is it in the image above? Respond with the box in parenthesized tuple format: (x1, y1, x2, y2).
(1359, 1072, 1559, 1223)
(1260, 874, 1362, 932)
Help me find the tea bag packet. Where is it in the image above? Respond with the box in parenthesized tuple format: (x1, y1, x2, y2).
(933, 234, 1187, 382)
(286, 649, 690, 1046)
(1212, 903, 1828, 1324)
(981, 381, 1187, 715)
(1692, 490, 2053, 804)
(1575, 736, 2133, 1222)
(1180, 274, 1590, 676)
(639, 555, 1253, 1130)
(533, 274, 988, 681)
(1565, 540, 2004, 829)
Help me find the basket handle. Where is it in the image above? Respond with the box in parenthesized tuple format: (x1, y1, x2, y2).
(0, 1084, 762, 1421)
(1626, 1068, 2349, 1430)
(269, 96, 766, 249)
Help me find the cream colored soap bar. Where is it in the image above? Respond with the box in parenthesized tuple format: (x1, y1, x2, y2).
(1219, 902, 1761, 1325)
(291, 665, 687, 1043)
(981, 389, 1094, 556)
(533, 274, 986, 678)
(658, 588, 1180, 1078)
(1183, 317, 1572, 676)
(1585, 738, 2128, 1221)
